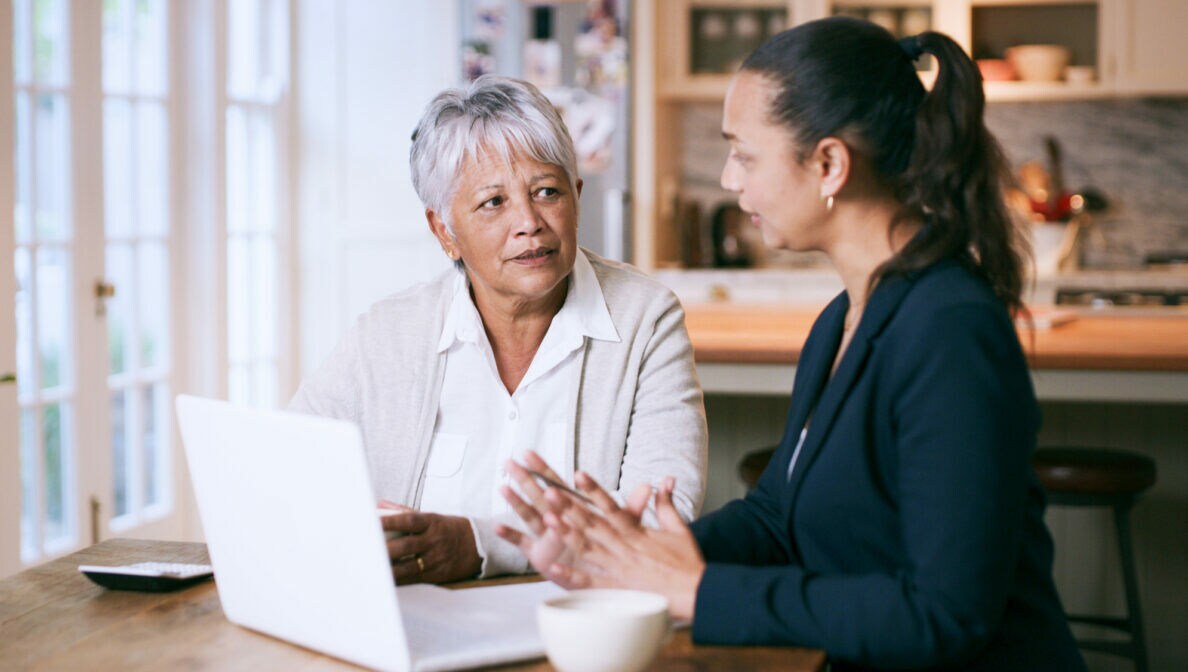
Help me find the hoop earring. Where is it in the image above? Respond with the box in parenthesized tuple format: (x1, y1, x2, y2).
(825, 195, 834, 213)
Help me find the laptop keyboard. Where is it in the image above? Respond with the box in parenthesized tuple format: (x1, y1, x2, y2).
(396, 582, 562, 665)
(403, 611, 515, 651)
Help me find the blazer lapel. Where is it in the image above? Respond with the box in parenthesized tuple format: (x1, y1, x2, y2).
(783, 296, 846, 436)
(783, 273, 917, 509)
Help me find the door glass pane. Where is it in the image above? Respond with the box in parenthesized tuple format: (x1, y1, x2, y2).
(36, 246, 72, 390)
(253, 361, 276, 408)
(227, 0, 260, 99)
(33, 0, 69, 86)
(14, 0, 33, 84)
(103, 98, 134, 238)
(102, 0, 132, 94)
(252, 235, 276, 360)
(43, 402, 69, 545)
(105, 243, 134, 375)
(134, 0, 167, 96)
(138, 242, 168, 369)
(15, 247, 35, 395)
(251, 111, 275, 233)
(35, 94, 71, 240)
(136, 102, 167, 236)
(142, 384, 165, 506)
(225, 107, 249, 234)
(19, 410, 37, 560)
(228, 364, 250, 405)
(264, 0, 288, 99)
(111, 390, 129, 517)
(227, 235, 250, 363)
(15, 93, 33, 242)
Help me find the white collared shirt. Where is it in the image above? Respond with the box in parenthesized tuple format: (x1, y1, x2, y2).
(421, 250, 620, 523)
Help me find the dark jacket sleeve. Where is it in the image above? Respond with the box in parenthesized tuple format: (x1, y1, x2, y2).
(690, 302, 1041, 669)
(691, 459, 792, 565)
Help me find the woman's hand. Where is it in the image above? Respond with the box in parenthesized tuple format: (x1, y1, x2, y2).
(495, 452, 573, 583)
(381, 508, 482, 584)
(547, 472, 706, 621)
(495, 451, 651, 588)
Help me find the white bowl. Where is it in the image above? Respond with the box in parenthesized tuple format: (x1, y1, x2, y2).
(1006, 44, 1071, 82)
(537, 589, 670, 672)
(1064, 65, 1096, 85)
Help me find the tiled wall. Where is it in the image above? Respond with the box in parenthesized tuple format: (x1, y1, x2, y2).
(679, 97, 1188, 267)
(986, 97, 1188, 264)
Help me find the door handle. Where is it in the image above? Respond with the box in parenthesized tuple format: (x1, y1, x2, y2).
(1, 372, 15, 385)
(94, 280, 116, 317)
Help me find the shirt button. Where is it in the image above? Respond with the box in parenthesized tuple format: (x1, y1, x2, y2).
(508, 410, 517, 420)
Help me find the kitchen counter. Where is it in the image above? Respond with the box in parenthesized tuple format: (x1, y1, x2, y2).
(657, 265, 1188, 306)
(684, 304, 1188, 403)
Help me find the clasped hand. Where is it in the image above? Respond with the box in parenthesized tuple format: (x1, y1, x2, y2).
(495, 451, 705, 620)
(378, 502, 481, 584)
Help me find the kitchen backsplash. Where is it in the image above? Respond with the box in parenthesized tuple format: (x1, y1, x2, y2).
(679, 97, 1188, 268)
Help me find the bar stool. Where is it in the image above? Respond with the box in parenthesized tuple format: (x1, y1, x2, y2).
(738, 446, 777, 490)
(1033, 447, 1157, 672)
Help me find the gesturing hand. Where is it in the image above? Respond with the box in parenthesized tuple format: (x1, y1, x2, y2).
(495, 451, 652, 588)
(380, 508, 482, 584)
(546, 472, 706, 621)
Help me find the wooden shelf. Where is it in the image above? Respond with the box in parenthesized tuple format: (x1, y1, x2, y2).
(657, 76, 734, 102)
(970, 0, 1093, 6)
(984, 80, 1113, 102)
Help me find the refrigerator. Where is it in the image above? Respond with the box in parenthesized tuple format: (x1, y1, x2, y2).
(459, 0, 632, 261)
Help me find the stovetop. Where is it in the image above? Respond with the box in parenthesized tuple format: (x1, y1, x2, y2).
(1056, 287, 1188, 306)
(1145, 251, 1188, 267)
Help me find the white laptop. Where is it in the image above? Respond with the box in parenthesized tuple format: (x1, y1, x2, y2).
(175, 394, 562, 672)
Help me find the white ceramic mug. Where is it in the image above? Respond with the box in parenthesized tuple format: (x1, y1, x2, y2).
(537, 589, 670, 672)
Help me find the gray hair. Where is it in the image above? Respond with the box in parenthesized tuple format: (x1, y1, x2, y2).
(409, 75, 579, 228)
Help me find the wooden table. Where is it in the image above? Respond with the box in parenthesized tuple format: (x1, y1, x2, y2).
(684, 304, 1188, 403)
(0, 539, 826, 671)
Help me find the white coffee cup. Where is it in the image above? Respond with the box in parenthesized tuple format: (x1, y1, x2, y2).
(537, 589, 670, 672)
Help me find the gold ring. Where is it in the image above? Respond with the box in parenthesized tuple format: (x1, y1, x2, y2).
(415, 555, 425, 578)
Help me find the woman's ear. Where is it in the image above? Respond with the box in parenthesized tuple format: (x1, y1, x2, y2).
(813, 137, 850, 200)
(426, 209, 459, 260)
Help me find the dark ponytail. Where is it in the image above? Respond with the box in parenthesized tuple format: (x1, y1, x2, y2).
(892, 31, 1027, 316)
(741, 18, 1029, 316)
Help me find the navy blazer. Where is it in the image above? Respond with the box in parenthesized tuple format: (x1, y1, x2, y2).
(690, 260, 1085, 671)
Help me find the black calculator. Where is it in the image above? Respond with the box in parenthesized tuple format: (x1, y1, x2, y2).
(78, 561, 214, 592)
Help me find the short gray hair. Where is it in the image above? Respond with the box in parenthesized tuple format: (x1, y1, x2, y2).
(409, 75, 579, 226)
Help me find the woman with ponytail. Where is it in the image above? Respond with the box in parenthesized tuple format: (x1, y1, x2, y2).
(498, 16, 1085, 670)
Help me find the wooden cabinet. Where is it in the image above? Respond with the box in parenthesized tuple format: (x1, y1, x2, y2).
(646, 1, 1188, 103)
(656, 0, 790, 102)
(956, 0, 1111, 102)
(630, 1, 1188, 270)
(1108, 0, 1188, 94)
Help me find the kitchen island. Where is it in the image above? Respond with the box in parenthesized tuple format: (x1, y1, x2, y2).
(684, 303, 1188, 403)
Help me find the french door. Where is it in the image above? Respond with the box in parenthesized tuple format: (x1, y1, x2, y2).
(2, 0, 293, 577)
(2, 0, 183, 575)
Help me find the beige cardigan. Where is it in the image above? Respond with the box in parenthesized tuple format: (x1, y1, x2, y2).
(289, 250, 708, 577)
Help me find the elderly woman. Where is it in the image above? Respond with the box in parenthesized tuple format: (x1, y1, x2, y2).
(288, 75, 707, 584)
